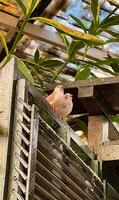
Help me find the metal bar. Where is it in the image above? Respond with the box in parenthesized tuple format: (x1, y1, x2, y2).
(103, 180, 107, 200)
(34, 194, 44, 200)
(19, 157, 28, 169)
(37, 147, 102, 200)
(17, 108, 31, 122)
(17, 119, 30, 134)
(38, 114, 95, 161)
(35, 172, 72, 200)
(37, 149, 103, 199)
(26, 105, 39, 200)
(16, 129, 30, 146)
(15, 142, 29, 157)
(36, 161, 85, 200)
(17, 180, 26, 194)
(35, 183, 57, 200)
(38, 119, 101, 188)
(18, 97, 31, 111)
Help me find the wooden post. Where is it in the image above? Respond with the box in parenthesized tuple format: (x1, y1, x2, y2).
(88, 115, 109, 153)
(0, 58, 15, 200)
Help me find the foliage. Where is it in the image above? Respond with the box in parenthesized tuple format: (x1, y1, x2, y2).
(0, 0, 119, 86)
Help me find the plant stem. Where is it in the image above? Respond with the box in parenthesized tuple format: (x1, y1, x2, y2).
(50, 57, 70, 83)
(10, 0, 37, 54)
(97, 7, 117, 30)
(83, 45, 88, 60)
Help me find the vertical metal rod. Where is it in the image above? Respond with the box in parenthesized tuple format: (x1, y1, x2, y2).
(26, 104, 39, 200)
(103, 179, 107, 200)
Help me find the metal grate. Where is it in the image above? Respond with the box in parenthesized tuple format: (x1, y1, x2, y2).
(8, 79, 104, 200)
(8, 79, 39, 200)
(32, 115, 104, 200)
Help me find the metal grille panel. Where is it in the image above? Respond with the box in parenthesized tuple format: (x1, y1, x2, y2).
(33, 116, 104, 200)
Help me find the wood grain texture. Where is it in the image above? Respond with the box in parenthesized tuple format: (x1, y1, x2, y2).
(0, 57, 15, 200)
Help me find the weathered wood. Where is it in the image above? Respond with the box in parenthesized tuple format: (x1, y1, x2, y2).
(0, 58, 15, 200)
(45, 76, 119, 90)
(0, 11, 117, 61)
(8, 79, 27, 200)
(78, 86, 93, 98)
(88, 116, 109, 152)
(98, 145, 119, 161)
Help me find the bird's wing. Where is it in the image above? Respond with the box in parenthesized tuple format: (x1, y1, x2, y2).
(46, 92, 55, 103)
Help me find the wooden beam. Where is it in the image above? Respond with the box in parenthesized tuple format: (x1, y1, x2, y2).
(98, 144, 119, 161)
(0, 11, 116, 61)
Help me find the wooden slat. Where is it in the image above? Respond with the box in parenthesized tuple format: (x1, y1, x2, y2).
(0, 11, 117, 61)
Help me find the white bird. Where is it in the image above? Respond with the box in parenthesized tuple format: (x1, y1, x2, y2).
(46, 84, 64, 112)
(55, 93, 73, 120)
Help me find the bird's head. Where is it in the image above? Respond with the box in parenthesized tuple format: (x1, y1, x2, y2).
(65, 93, 73, 100)
(54, 84, 64, 92)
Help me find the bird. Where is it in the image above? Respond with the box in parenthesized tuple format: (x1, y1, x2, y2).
(46, 84, 64, 112)
(55, 93, 73, 120)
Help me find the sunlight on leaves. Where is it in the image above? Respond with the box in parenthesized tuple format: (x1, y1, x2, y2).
(17, 58, 34, 85)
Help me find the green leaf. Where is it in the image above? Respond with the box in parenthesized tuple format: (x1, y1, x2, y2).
(39, 59, 64, 68)
(70, 15, 87, 33)
(10, 0, 41, 54)
(107, 54, 119, 73)
(58, 32, 69, 50)
(26, 0, 40, 14)
(68, 40, 85, 58)
(34, 49, 39, 63)
(106, 38, 119, 44)
(77, 119, 88, 137)
(89, 21, 95, 34)
(105, 29, 119, 38)
(17, 58, 34, 85)
(32, 17, 105, 45)
(75, 67, 91, 80)
(107, 0, 119, 7)
(90, 0, 100, 25)
(97, 57, 119, 65)
(96, 65, 117, 75)
(110, 114, 119, 123)
(99, 14, 119, 29)
(0, 32, 9, 56)
(15, 0, 26, 14)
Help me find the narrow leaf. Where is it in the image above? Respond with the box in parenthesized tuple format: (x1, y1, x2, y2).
(34, 49, 39, 63)
(107, 54, 119, 73)
(105, 29, 119, 38)
(70, 15, 87, 33)
(39, 59, 64, 68)
(96, 65, 117, 75)
(32, 17, 105, 45)
(90, 0, 100, 25)
(17, 58, 34, 85)
(75, 67, 91, 80)
(15, 0, 26, 14)
(107, 0, 119, 7)
(0, 32, 9, 56)
(58, 32, 69, 49)
(68, 40, 85, 58)
(26, 0, 40, 13)
(100, 14, 119, 29)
